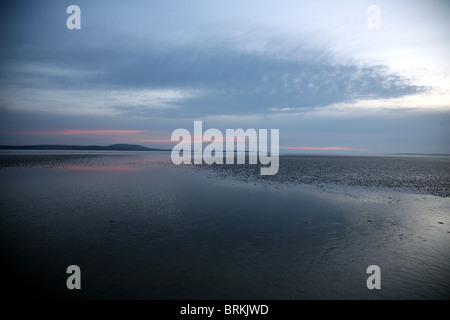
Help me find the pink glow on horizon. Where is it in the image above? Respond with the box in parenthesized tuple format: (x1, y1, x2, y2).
(6, 130, 369, 152)
(142, 138, 369, 151)
(140, 136, 255, 144)
(139, 138, 177, 143)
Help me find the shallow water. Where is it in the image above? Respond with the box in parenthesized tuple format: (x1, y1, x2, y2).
(0, 152, 449, 299)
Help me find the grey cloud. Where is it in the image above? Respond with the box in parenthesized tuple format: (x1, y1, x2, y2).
(0, 1, 428, 119)
(2, 42, 427, 118)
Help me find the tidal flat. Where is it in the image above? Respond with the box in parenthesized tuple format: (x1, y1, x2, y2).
(0, 152, 449, 299)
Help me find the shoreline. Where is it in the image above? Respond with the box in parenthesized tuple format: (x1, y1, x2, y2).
(1, 153, 449, 197)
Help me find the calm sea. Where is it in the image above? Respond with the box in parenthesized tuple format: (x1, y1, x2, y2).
(0, 151, 449, 299)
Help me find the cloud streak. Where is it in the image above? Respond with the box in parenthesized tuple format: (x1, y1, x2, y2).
(1, 50, 427, 118)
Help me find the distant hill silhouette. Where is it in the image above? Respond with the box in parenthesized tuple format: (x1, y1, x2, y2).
(0, 144, 170, 151)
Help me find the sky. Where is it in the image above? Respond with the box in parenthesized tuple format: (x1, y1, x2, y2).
(0, 0, 449, 154)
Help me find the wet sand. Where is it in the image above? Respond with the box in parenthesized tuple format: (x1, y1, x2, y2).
(0, 152, 449, 299)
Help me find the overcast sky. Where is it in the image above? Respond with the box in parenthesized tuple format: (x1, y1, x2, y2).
(0, 0, 449, 154)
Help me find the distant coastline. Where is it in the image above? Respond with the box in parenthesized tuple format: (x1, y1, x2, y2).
(0, 144, 171, 152)
(1, 145, 448, 157)
(389, 153, 450, 157)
